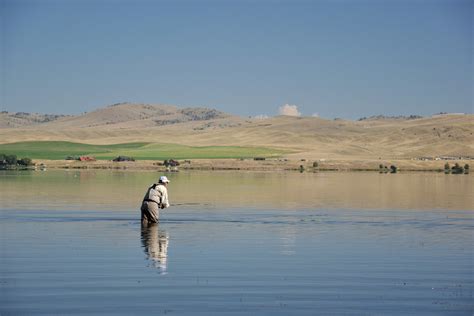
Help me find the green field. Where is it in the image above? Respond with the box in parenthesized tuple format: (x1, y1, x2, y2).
(0, 141, 286, 160)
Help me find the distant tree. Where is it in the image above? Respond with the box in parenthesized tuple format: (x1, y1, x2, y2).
(313, 161, 319, 168)
(379, 164, 389, 173)
(390, 165, 398, 173)
(464, 164, 469, 174)
(112, 156, 135, 162)
(451, 163, 464, 174)
(18, 157, 33, 166)
(5, 154, 17, 165)
(299, 165, 305, 173)
(444, 162, 450, 174)
(164, 159, 180, 167)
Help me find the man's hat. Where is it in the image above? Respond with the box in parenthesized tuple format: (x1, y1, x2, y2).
(159, 176, 170, 183)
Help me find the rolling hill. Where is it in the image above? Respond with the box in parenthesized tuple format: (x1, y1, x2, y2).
(0, 103, 472, 160)
(0, 111, 70, 128)
(6, 103, 235, 129)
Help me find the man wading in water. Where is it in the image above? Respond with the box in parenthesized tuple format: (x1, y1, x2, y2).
(141, 176, 170, 225)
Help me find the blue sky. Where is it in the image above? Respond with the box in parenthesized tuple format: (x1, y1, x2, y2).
(1, 0, 472, 119)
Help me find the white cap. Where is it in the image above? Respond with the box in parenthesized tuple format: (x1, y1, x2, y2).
(159, 176, 170, 183)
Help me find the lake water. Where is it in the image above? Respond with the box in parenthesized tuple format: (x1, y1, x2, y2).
(1, 170, 473, 315)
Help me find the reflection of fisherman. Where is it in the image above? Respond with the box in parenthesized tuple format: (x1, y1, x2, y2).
(141, 176, 170, 224)
(141, 223, 169, 273)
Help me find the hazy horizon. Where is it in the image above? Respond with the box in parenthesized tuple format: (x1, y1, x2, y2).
(1, 100, 470, 120)
(1, 0, 472, 119)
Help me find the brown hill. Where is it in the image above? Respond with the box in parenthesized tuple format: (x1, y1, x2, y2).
(0, 103, 472, 159)
(33, 103, 234, 129)
(0, 111, 69, 128)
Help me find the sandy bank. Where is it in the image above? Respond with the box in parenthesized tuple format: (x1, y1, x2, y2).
(30, 158, 472, 173)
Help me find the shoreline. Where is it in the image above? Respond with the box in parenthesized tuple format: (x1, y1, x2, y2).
(23, 158, 472, 173)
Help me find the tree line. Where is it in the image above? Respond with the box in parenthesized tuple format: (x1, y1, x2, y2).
(0, 154, 34, 168)
(444, 163, 469, 174)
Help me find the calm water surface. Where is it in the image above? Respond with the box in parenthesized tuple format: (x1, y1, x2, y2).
(1, 170, 473, 315)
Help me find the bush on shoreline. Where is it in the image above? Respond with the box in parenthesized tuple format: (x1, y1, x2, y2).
(0, 153, 34, 169)
(444, 162, 469, 174)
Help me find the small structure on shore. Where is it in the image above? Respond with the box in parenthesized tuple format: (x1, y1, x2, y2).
(79, 156, 96, 162)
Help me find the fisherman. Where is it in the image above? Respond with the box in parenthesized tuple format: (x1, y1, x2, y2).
(141, 176, 170, 225)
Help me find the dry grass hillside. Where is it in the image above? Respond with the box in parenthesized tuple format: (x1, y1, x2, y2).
(0, 111, 70, 128)
(33, 103, 235, 129)
(0, 103, 472, 159)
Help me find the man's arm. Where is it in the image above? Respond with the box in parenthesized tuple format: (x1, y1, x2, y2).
(160, 187, 170, 209)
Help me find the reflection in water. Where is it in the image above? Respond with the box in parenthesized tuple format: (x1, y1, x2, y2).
(2, 170, 472, 211)
(141, 223, 169, 274)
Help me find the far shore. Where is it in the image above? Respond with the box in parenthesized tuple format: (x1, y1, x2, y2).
(25, 158, 472, 173)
